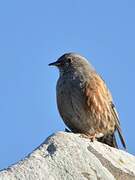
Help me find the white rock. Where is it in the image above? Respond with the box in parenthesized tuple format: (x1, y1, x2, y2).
(0, 132, 135, 180)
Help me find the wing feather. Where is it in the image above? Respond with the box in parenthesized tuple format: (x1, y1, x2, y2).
(85, 71, 126, 149)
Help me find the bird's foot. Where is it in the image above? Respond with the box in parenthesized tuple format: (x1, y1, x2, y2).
(89, 134, 96, 142)
(80, 133, 96, 142)
(79, 134, 89, 139)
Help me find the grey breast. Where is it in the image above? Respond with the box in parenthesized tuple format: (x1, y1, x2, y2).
(56, 71, 91, 133)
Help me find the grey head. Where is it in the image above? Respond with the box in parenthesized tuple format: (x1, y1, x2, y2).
(49, 53, 95, 76)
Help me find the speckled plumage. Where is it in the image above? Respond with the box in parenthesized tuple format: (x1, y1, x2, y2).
(49, 53, 126, 149)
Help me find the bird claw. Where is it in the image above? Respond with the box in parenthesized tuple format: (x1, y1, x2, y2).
(80, 133, 96, 142)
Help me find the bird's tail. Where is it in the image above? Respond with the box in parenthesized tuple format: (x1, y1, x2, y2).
(98, 133, 118, 148)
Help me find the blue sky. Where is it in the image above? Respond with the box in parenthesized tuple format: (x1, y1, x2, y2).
(0, 0, 135, 169)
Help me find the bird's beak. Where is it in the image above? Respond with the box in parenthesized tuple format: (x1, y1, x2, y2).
(48, 61, 60, 66)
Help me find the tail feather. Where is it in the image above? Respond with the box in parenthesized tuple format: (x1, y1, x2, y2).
(98, 133, 118, 148)
(117, 127, 127, 149)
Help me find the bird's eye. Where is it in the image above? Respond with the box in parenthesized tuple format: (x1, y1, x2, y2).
(67, 57, 72, 63)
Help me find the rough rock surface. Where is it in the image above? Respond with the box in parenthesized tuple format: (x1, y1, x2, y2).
(0, 132, 135, 180)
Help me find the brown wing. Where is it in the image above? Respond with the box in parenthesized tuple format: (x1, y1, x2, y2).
(85, 72, 113, 130)
(85, 71, 126, 149)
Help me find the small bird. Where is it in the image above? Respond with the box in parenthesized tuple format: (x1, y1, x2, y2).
(49, 53, 126, 149)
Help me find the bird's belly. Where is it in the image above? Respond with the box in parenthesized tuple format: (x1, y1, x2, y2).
(57, 80, 95, 133)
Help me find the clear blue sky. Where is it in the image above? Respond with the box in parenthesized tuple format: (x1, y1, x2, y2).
(0, 0, 135, 170)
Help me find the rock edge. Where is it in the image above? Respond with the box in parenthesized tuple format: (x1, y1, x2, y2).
(0, 132, 135, 180)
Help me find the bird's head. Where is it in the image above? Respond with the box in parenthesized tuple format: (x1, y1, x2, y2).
(49, 53, 94, 76)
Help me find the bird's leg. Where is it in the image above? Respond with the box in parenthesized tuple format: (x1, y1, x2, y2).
(89, 133, 96, 142)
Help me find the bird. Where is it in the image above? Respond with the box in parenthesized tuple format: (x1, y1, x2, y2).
(49, 53, 126, 149)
